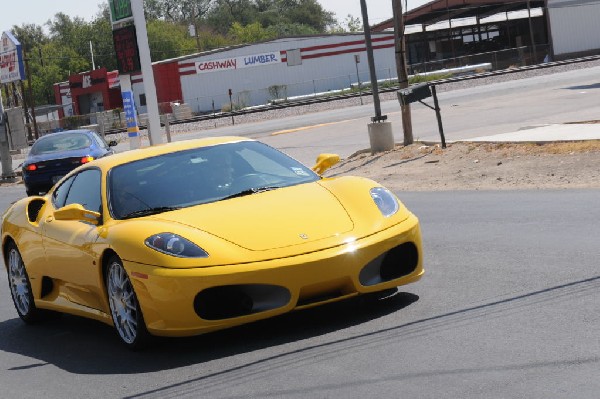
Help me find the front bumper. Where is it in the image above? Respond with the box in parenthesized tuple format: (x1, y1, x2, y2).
(125, 214, 424, 337)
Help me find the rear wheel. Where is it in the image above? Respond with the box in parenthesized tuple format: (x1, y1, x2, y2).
(106, 256, 149, 349)
(5, 242, 40, 323)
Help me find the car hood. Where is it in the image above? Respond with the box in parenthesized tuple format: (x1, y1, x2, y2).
(152, 182, 354, 251)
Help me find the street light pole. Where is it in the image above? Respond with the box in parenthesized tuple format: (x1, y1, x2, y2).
(359, 0, 395, 154)
(131, 0, 162, 145)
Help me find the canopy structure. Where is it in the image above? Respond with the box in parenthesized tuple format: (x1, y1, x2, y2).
(372, 0, 548, 71)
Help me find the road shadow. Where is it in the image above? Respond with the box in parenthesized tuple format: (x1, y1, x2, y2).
(0, 289, 418, 375)
(127, 274, 600, 398)
(564, 83, 600, 90)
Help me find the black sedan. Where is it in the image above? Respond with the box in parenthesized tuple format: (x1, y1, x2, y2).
(22, 129, 117, 195)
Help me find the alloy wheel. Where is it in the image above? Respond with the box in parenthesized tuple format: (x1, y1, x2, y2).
(7, 246, 32, 317)
(106, 260, 142, 345)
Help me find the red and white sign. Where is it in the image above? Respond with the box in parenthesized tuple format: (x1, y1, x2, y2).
(0, 31, 26, 83)
(195, 52, 281, 74)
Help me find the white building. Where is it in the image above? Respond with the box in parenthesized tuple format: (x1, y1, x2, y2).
(130, 33, 397, 114)
(547, 0, 600, 59)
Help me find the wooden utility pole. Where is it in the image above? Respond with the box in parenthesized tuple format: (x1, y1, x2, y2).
(23, 52, 39, 139)
(393, 0, 413, 145)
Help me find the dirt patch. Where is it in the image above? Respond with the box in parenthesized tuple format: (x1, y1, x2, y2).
(329, 141, 600, 191)
(4, 141, 600, 192)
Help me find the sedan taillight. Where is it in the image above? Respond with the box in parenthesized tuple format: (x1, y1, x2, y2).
(80, 156, 95, 164)
(25, 164, 37, 171)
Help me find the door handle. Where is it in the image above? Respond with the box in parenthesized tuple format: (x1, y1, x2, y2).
(45, 215, 54, 223)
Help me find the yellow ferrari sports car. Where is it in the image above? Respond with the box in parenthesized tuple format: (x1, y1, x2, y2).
(1, 137, 423, 349)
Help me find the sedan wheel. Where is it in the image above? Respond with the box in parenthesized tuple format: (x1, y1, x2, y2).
(6, 242, 39, 323)
(106, 257, 148, 349)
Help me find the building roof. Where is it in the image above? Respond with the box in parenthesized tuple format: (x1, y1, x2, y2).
(372, 0, 546, 31)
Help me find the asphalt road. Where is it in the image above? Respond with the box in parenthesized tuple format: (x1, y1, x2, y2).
(1, 189, 599, 398)
(156, 64, 600, 165)
(1, 66, 599, 397)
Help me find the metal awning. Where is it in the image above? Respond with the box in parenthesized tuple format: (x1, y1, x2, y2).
(372, 0, 546, 31)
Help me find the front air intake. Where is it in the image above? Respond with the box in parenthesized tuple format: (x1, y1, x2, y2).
(194, 284, 290, 320)
(359, 242, 419, 286)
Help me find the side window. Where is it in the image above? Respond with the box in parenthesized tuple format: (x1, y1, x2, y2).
(64, 169, 102, 213)
(52, 175, 76, 209)
(238, 148, 296, 178)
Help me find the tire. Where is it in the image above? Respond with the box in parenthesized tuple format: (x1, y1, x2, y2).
(5, 242, 41, 323)
(105, 256, 149, 349)
(25, 187, 38, 196)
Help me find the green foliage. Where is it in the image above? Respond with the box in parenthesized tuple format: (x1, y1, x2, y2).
(228, 22, 277, 43)
(267, 22, 319, 37)
(144, 0, 213, 22)
(10, 24, 48, 53)
(409, 73, 453, 83)
(147, 20, 198, 59)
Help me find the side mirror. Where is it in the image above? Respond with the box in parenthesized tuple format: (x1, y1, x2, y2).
(54, 204, 101, 225)
(108, 140, 118, 147)
(311, 153, 340, 175)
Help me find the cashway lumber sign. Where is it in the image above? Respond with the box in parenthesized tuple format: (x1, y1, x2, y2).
(0, 31, 26, 83)
(195, 52, 281, 74)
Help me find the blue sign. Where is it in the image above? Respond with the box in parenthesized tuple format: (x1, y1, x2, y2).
(121, 91, 139, 137)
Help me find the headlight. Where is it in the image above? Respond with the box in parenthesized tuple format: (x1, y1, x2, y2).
(370, 187, 399, 217)
(145, 233, 209, 258)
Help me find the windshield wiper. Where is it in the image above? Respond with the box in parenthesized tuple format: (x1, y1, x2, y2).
(121, 206, 182, 219)
(222, 186, 279, 200)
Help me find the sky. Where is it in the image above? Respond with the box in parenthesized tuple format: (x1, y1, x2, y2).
(0, 0, 431, 33)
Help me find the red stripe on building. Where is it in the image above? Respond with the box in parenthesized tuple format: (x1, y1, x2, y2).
(299, 36, 394, 54)
(300, 43, 395, 60)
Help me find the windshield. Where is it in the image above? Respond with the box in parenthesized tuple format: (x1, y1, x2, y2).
(30, 133, 92, 155)
(108, 141, 320, 219)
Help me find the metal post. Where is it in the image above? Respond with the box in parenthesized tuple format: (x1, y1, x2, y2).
(354, 54, 363, 105)
(98, 113, 105, 138)
(0, 90, 16, 181)
(228, 89, 234, 125)
(162, 114, 171, 142)
(431, 85, 446, 148)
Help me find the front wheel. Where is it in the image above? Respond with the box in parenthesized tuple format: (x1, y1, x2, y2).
(6, 242, 40, 323)
(106, 256, 149, 349)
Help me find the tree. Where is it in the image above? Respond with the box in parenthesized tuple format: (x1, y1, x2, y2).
(328, 14, 362, 33)
(147, 20, 198, 59)
(228, 21, 276, 43)
(145, 0, 213, 21)
(10, 24, 48, 53)
(283, 0, 335, 32)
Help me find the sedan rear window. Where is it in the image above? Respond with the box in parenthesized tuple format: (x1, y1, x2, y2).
(31, 133, 92, 155)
